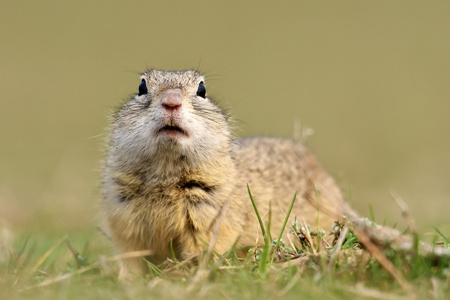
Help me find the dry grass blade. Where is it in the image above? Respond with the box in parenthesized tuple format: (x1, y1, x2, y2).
(341, 282, 411, 300)
(280, 255, 310, 268)
(21, 250, 153, 291)
(205, 197, 232, 260)
(328, 225, 348, 269)
(189, 196, 233, 291)
(390, 191, 417, 235)
(301, 219, 316, 255)
(28, 235, 68, 276)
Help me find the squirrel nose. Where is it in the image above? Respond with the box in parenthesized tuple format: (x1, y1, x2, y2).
(161, 89, 183, 111)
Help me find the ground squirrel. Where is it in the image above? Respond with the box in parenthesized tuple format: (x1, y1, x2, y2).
(102, 69, 344, 277)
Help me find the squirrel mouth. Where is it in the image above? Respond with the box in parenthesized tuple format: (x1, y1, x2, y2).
(158, 124, 188, 136)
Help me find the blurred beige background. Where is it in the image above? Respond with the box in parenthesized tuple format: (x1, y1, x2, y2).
(1, 1, 449, 235)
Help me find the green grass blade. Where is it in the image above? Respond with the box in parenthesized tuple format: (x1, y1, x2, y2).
(368, 204, 375, 222)
(143, 258, 162, 277)
(313, 187, 320, 229)
(169, 238, 179, 263)
(258, 201, 272, 276)
(247, 184, 266, 237)
(273, 193, 297, 252)
(266, 201, 272, 242)
(433, 226, 449, 248)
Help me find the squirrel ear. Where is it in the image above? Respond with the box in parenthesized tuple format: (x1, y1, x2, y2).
(138, 79, 148, 96)
(196, 81, 206, 98)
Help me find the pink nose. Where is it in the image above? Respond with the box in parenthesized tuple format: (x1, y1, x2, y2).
(161, 88, 183, 111)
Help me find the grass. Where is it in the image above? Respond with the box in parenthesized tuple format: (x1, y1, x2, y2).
(1, 192, 449, 300)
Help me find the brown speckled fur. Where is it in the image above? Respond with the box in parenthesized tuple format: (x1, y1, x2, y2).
(102, 69, 344, 278)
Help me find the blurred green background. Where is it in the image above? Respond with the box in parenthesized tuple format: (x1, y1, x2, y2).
(1, 1, 449, 236)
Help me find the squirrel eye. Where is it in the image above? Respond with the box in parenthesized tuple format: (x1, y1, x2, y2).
(138, 79, 148, 96)
(196, 81, 206, 98)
